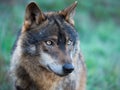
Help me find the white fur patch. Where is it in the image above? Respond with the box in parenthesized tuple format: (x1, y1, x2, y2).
(10, 45, 22, 80)
(40, 52, 64, 75)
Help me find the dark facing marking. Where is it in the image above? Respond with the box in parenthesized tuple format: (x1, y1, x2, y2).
(21, 14, 78, 55)
(54, 18, 66, 51)
(62, 23, 78, 45)
(57, 30, 66, 50)
(53, 16, 78, 51)
(23, 17, 58, 46)
(22, 14, 77, 46)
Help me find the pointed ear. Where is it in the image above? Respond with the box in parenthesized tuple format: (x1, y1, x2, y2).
(59, 1, 77, 25)
(22, 2, 46, 32)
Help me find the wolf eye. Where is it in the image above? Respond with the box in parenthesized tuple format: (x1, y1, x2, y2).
(67, 40, 73, 45)
(45, 40, 54, 46)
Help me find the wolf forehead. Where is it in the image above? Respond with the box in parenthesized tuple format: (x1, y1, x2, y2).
(23, 15, 78, 45)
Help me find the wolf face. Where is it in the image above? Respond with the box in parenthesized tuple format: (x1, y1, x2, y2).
(17, 2, 78, 77)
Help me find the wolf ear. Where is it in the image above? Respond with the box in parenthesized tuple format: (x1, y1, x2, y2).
(22, 2, 46, 32)
(59, 1, 77, 25)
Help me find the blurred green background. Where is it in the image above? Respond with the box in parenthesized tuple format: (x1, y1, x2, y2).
(0, 0, 120, 90)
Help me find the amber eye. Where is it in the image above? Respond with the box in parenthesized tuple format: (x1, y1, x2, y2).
(67, 40, 73, 45)
(45, 40, 54, 46)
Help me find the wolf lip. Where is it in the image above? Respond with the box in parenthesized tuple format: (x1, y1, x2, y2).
(47, 65, 53, 72)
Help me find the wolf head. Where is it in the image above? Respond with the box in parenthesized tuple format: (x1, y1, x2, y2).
(18, 1, 79, 77)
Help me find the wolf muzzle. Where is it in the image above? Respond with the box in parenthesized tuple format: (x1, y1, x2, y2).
(63, 63, 74, 74)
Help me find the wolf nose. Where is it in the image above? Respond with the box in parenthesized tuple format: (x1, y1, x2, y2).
(63, 63, 74, 74)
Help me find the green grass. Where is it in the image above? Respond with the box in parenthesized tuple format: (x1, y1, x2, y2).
(80, 21, 120, 90)
(0, 0, 120, 90)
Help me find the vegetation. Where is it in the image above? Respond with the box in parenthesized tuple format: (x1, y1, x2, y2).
(0, 0, 120, 90)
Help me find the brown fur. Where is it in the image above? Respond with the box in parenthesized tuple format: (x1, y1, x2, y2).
(10, 1, 86, 90)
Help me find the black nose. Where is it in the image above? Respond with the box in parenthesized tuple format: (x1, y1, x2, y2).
(63, 63, 74, 74)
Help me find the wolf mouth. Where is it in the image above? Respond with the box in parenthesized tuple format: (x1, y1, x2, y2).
(47, 65, 69, 77)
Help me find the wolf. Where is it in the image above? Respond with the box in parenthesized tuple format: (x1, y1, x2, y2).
(10, 1, 86, 90)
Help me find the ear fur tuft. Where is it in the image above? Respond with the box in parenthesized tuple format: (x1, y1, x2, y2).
(22, 2, 45, 32)
(59, 1, 78, 25)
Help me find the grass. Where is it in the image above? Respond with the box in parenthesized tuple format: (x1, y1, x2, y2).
(80, 21, 120, 90)
(0, 0, 120, 90)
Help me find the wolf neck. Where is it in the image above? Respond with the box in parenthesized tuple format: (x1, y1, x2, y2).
(30, 68, 62, 90)
(21, 58, 61, 90)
